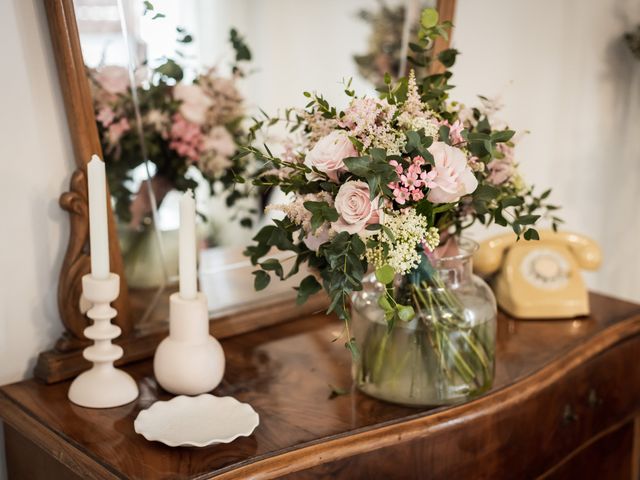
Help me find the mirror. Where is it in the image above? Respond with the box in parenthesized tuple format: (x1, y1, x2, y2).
(73, 0, 437, 327)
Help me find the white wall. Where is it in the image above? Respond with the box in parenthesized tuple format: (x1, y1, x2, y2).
(0, 0, 73, 477)
(0, 0, 638, 477)
(451, 0, 640, 301)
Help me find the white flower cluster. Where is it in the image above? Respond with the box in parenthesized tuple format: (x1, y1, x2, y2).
(371, 130, 405, 156)
(401, 116, 439, 139)
(396, 70, 439, 139)
(366, 209, 432, 275)
(300, 109, 339, 147)
(266, 191, 333, 232)
(422, 227, 440, 252)
(340, 97, 402, 153)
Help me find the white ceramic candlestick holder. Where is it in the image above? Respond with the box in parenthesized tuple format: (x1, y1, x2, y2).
(153, 292, 225, 395)
(68, 273, 139, 408)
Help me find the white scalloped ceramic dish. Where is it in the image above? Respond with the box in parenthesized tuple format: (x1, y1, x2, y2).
(134, 394, 259, 447)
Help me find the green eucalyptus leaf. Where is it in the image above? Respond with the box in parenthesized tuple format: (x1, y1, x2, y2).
(491, 129, 515, 143)
(155, 58, 183, 81)
(343, 156, 371, 176)
(512, 223, 522, 235)
(524, 228, 540, 241)
(345, 338, 360, 361)
(516, 214, 541, 225)
(474, 185, 500, 200)
(397, 305, 416, 322)
(260, 258, 284, 279)
(375, 265, 395, 285)
(304, 201, 338, 230)
(500, 197, 525, 208)
(421, 8, 439, 28)
(378, 295, 393, 312)
(437, 48, 459, 68)
(295, 275, 322, 305)
(438, 125, 451, 145)
(252, 270, 270, 290)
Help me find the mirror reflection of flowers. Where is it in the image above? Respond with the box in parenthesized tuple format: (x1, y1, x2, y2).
(88, 28, 255, 231)
(241, 9, 562, 401)
(354, 1, 433, 86)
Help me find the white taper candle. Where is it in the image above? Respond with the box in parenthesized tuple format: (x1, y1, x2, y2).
(87, 155, 110, 280)
(179, 190, 198, 300)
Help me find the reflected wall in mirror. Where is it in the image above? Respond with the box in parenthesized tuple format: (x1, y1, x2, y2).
(40, 0, 455, 383)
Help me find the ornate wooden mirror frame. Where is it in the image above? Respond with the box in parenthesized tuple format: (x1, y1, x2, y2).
(36, 0, 457, 384)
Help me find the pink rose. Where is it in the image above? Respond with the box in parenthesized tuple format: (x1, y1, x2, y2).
(203, 126, 236, 157)
(107, 118, 130, 146)
(304, 130, 356, 182)
(94, 66, 130, 95)
(173, 84, 213, 125)
(487, 143, 515, 185)
(427, 142, 478, 203)
(169, 114, 203, 163)
(96, 107, 115, 127)
(332, 181, 378, 234)
(444, 119, 465, 145)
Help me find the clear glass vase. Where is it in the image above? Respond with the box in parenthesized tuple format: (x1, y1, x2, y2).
(351, 238, 497, 406)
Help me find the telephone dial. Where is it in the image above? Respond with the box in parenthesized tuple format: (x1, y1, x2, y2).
(473, 231, 602, 319)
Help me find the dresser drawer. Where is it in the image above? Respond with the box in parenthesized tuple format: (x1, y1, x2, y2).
(541, 420, 635, 479)
(531, 336, 640, 472)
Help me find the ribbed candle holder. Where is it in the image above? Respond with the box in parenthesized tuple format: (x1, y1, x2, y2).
(68, 273, 139, 408)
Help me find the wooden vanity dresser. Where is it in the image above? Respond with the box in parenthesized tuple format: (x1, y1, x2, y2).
(1, 292, 640, 479)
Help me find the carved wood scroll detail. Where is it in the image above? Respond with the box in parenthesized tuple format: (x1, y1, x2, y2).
(55, 169, 132, 352)
(56, 170, 91, 349)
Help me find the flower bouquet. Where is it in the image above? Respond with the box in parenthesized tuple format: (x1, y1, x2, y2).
(242, 10, 559, 405)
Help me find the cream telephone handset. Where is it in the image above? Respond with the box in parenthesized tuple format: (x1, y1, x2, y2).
(473, 231, 602, 319)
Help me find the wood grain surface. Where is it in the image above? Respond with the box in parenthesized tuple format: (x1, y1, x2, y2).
(3, 292, 640, 479)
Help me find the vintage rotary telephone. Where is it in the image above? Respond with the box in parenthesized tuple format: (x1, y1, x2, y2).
(473, 231, 602, 319)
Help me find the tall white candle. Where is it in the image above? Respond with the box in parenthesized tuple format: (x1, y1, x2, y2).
(179, 190, 198, 300)
(87, 155, 110, 280)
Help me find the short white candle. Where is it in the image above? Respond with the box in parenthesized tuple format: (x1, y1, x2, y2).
(179, 190, 198, 300)
(87, 155, 110, 280)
